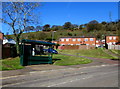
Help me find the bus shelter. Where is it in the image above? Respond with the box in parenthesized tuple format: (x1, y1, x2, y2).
(20, 39, 56, 66)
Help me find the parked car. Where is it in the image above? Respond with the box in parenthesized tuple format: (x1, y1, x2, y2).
(43, 48, 58, 54)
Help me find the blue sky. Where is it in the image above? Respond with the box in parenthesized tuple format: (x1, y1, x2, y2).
(2, 2, 118, 34)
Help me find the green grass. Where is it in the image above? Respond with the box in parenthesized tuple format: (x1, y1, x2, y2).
(110, 50, 120, 56)
(58, 49, 116, 59)
(53, 54, 92, 66)
(0, 57, 24, 71)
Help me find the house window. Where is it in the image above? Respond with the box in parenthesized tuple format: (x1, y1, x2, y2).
(113, 42, 116, 44)
(113, 37, 116, 40)
(77, 39, 81, 41)
(109, 37, 112, 40)
(90, 38, 94, 41)
(96, 41, 98, 43)
(61, 39, 64, 42)
(72, 39, 76, 41)
(84, 38, 88, 41)
(66, 39, 69, 41)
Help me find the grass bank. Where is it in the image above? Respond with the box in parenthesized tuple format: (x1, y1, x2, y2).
(53, 54, 92, 66)
(0, 57, 24, 71)
(58, 49, 117, 59)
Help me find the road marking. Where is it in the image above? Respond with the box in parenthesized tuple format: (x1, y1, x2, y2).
(1, 64, 118, 80)
(0, 75, 26, 80)
(47, 75, 93, 87)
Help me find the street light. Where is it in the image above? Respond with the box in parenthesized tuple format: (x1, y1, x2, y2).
(52, 31, 56, 43)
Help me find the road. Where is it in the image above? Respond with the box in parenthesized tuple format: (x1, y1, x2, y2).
(2, 64, 119, 87)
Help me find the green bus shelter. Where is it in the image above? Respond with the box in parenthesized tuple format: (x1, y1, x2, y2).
(20, 39, 56, 66)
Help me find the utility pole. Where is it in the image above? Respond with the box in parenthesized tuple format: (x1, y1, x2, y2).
(52, 31, 56, 43)
(109, 11, 112, 22)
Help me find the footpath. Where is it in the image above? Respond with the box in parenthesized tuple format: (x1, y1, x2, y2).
(1, 54, 119, 78)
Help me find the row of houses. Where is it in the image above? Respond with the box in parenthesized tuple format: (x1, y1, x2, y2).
(52, 35, 120, 47)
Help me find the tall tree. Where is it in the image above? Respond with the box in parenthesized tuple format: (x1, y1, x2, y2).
(63, 22, 72, 30)
(1, 2, 40, 54)
(43, 24, 50, 31)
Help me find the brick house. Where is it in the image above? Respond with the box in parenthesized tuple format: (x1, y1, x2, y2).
(105, 35, 120, 45)
(0, 32, 3, 59)
(58, 36, 96, 46)
(96, 40, 105, 47)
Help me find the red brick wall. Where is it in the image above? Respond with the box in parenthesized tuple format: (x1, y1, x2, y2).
(106, 36, 120, 45)
(0, 33, 3, 40)
(59, 37, 96, 45)
(58, 45, 95, 50)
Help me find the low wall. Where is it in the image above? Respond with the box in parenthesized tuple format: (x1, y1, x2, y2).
(58, 45, 95, 50)
(108, 45, 120, 50)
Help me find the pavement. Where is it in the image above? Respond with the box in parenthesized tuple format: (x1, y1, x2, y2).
(2, 53, 119, 78)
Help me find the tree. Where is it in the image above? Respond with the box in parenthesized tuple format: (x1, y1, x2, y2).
(1, 2, 40, 54)
(101, 21, 107, 25)
(43, 24, 50, 31)
(63, 22, 72, 30)
(35, 26, 43, 32)
(51, 25, 59, 31)
(87, 20, 102, 32)
(24, 26, 35, 33)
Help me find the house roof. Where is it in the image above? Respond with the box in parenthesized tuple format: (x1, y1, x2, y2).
(7, 39, 16, 44)
(60, 36, 95, 38)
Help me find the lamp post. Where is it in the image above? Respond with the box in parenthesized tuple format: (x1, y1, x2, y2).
(52, 31, 56, 43)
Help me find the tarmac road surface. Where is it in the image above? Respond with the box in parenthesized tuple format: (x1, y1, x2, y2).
(2, 64, 119, 87)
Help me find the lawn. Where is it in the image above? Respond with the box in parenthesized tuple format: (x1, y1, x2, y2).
(53, 54, 92, 66)
(0, 57, 24, 71)
(110, 50, 120, 56)
(58, 49, 116, 59)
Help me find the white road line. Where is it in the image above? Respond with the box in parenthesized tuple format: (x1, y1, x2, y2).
(47, 75, 93, 87)
(0, 75, 26, 80)
(1, 64, 118, 80)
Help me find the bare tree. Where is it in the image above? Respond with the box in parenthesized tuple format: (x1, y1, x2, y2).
(1, 2, 40, 54)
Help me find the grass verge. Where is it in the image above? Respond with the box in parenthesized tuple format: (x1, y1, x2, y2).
(53, 54, 92, 66)
(0, 57, 24, 71)
(58, 49, 117, 59)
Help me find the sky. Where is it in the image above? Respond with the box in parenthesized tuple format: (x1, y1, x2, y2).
(1, 2, 119, 34)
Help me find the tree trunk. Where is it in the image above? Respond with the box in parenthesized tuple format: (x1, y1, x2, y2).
(15, 36, 20, 55)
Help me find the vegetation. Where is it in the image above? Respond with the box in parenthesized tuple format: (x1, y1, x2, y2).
(1, 2, 40, 54)
(53, 54, 92, 66)
(5, 20, 120, 44)
(58, 49, 117, 59)
(110, 50, 120, 56)
(0, 57, 24, 71)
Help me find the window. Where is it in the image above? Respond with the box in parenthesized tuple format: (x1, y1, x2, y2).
(90, 38, 94, 41)
(77, 39, 81, 41)
(72, 39, 76, 41)
(113, 37, 116, 40)
(61, 39, 64, 42)
(84, 38, 88, 41)
(113, 42, 116, 44)
(66, 39, 69, 41)
(96, 41, 98, 43)
(109, 37, 112, 40)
